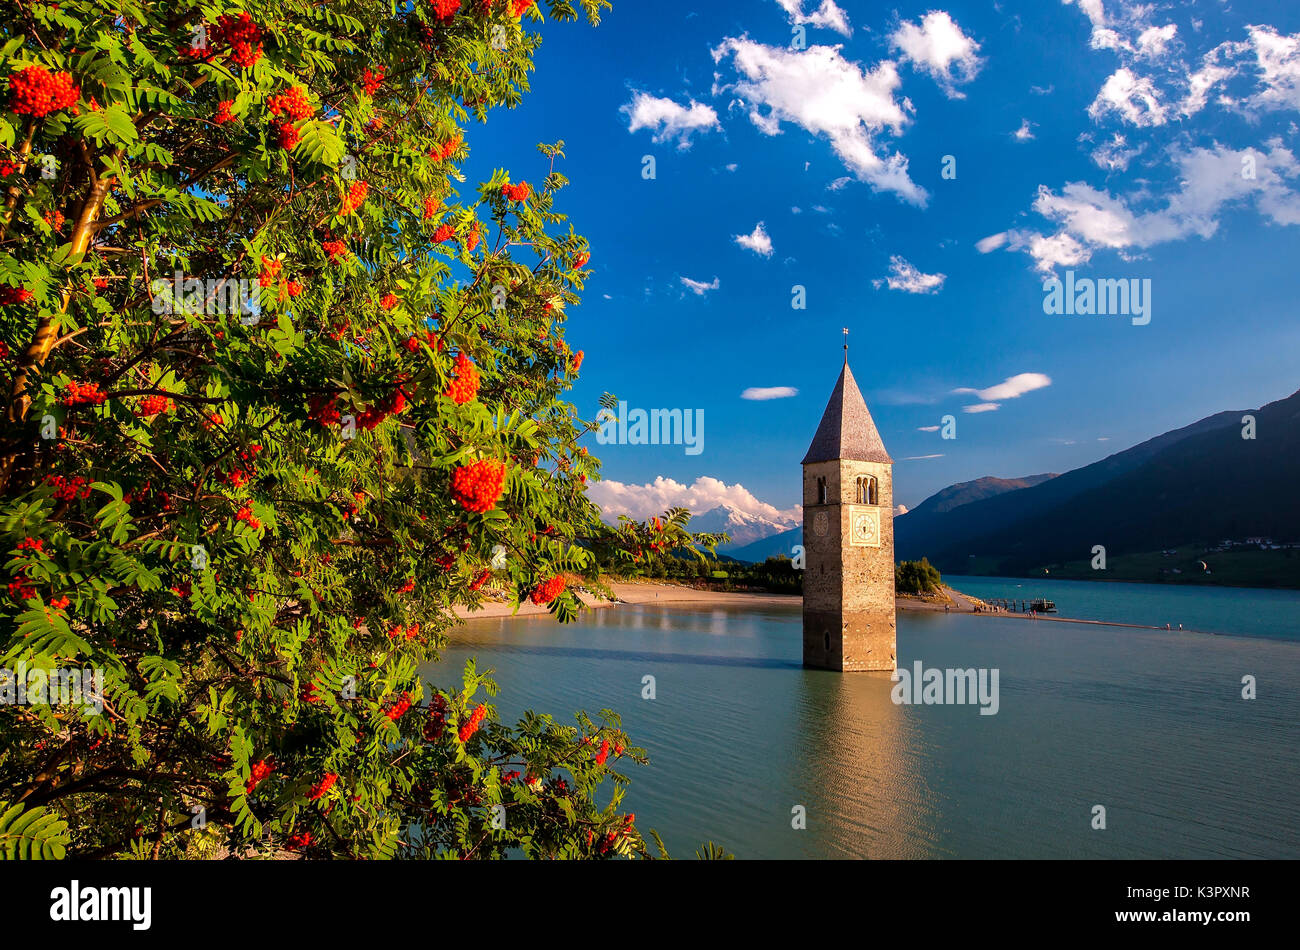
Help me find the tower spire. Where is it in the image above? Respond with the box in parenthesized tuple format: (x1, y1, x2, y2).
(843, 327, 849, 364)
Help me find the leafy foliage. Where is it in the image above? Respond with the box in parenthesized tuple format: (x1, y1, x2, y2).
(0, 0, 715, 860)
(0, 800, 70, 859)
(895, 558, 943, 595)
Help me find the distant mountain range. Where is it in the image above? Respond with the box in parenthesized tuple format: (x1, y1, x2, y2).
(722, 472, 1057, 563)
(895, 388, 1300, 573)
(726, 524, 802, 563)
(720, 388, 1300, 573)
(690, 504, 800, 549)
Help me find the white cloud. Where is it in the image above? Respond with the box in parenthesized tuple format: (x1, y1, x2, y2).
(1244, 25, 1300, 114)
(874, 255, 945, 294)
(587, 475, 801, 524)
(1003, 142, 1300, 270)
(773, 0, 851, 38)
(734, 221, 774, 257)
(895, 504, 910, 515)
(900, 455, 944, 461)
(975, 231, 1008, 253)
(827, 176, 851, 190)
(741, 386, 799, 400)
(962, 403, 1001, 413)
(1136, 24, 1178, 60)
(712, 37, 927, 205)
(725, 162, 739, 172)
(1088, 68, 1169, 126)
(953, 372, 1052, 402)
(622, 92, 720, 149)
(1181, 49, 1237, 117)
(1013, 119, 1035, 141)
(680, 275, 721, 295)
(916, 424, 941, 432)
(889, 11, 983, 97)
(1090, 132, 1144, 171)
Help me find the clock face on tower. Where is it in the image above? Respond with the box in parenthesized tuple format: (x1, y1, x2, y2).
(848, 506, 880, 548)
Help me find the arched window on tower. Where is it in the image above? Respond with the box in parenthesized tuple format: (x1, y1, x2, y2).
(855, 475, 879, 506)
(817, 477, 827, 505)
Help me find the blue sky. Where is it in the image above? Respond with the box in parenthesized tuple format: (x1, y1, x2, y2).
(463, 0, 1300, 521)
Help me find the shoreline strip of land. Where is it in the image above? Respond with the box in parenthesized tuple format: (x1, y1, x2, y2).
(453, 581, 1182, 632)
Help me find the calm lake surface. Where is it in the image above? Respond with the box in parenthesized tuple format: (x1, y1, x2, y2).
(424, 584, 1300, 859)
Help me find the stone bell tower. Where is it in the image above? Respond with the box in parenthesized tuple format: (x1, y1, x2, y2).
(801, 339, 896, 672)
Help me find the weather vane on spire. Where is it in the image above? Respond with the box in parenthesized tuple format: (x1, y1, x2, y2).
(843, 328, 849, 363)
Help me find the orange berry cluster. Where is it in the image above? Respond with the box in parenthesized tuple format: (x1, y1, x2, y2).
(458, 703, 487, 742)
(63, 380, 107, 407)
(431, 0, 460, 22)
(361, 66, 385, 96)
(267, 85, 313, 121)
(308, 773, 337, 801)
(339, 180, 368, 215)
(501, 181, 530, 202)
(321, 238, 349, 263)
(245, 758, 274, 794)
(46, 474, 91, 501)
(429, 135, 461, 162)
(385, 692, 413, 721)
(529, 574, 566, 606)
(137, 394, 175, 416)
(450, 459, 507, 513)
(444, 352, 480, 405)
(9, 65, 80, 118)
(215, 13, 264, 69)
(235, 502, 261, 530)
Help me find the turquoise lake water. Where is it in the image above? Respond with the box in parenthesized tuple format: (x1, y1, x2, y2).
(423, 585, 1300, 859)
(943, 574, 1300, 640)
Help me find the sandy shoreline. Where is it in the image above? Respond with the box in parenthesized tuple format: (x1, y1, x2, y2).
(452, 580, 798, 620)
(453, 580, 1176, 631)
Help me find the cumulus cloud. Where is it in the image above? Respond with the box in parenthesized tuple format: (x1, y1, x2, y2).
(873, 255, 945, 294)
(734, 221, 774, 256)
(741, 386, 799, 400)
(1013, 119, 1035, 141)
(1090, 132, 1145, 171)
(773, 0, 851, 37)
(680, 275, 720, 295)
(587, 476, 801, 524)
(1001, 142, 1300, 270)
(1088, 67, 1169, 126)
(889, 11, 984, 97)
(622, 92, 720, 149)
(953, 373, 1052, 403)
(712, 37, 927, 205)
(1243, 25, 1300, 114)
(1061, 11, 1300, 129)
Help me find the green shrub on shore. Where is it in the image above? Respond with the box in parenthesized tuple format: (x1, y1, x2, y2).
(896, 558, 943, 594)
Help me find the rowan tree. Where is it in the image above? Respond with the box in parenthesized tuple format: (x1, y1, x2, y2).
(0, 0, 718, 860)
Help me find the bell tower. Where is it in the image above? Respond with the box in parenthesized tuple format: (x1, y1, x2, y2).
(801, 339, 896, 672)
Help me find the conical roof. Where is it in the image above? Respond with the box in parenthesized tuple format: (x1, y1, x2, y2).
(802, 362, 892, 464)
